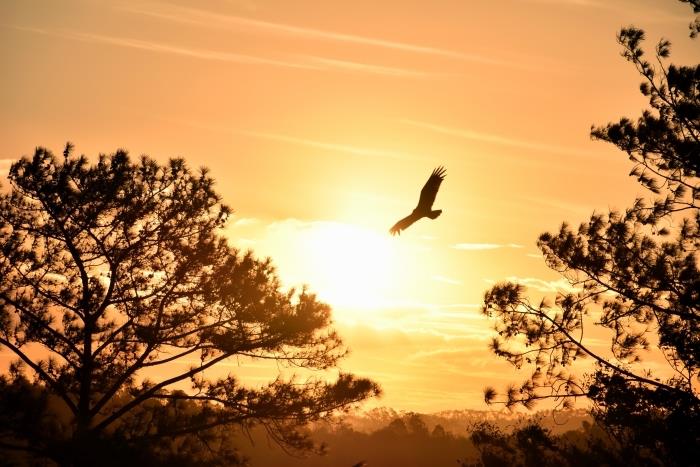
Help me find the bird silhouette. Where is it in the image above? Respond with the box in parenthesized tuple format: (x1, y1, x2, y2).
(389, 166, 446, 236)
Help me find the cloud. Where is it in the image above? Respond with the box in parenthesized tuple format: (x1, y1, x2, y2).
(452, 243, 524, 251)
(333, 324, 520, 411)
(13, 26, 319, 70)
(232, 217, 260, 227)
(13, 26, 434, 77)
(221, 0, 258, 12)
(524, 0, 608, 7)
(299, 55, 434, 78)
(406, 346, 490, 363)
(333, 301, 491, 341)
(161, 118, 427, 163)
(438, 303, 482, 310)
(522, 195, 595, 216)
(122, 2, 509, 66)
(240, 130, 422, 160)
(401, 119, 595, 157)
(222, 217, 488, 339)
(233, 238, 258, 247)
(507, 1, 687, 23)
(432, 275, 462, 286)
(165, 119, 420, 160)
(503, 276, 581, 293)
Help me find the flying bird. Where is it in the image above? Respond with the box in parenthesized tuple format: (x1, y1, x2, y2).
(389, 166, 446, 236)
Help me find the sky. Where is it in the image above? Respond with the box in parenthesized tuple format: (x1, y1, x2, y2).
(1, 0, 697, 412)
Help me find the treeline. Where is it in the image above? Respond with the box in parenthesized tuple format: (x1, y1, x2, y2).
(235, 410, 630, 467)
(339, 407, 589, 436)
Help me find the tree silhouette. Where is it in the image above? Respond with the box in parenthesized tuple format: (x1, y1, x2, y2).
(481, 1, 698, 465)
(460, 420, 624, 467)
(0, 146, 379, 466)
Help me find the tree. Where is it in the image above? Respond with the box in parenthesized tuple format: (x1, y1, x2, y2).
(0, 145, 380, 466)
(481, 1, 699, 465)
(460, 420, 623, 467)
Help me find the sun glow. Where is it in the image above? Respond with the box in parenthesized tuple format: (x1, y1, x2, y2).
(249, 219, 415, 314)
(300, 223, 399, 310)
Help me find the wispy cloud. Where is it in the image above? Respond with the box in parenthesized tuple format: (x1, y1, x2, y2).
(157, 118, 422, 161)
(402, 348, 514, 380)
(432, 275, 462, 286)
(452, 243, 524, 251)
(503, 276, 581, 293)
(14, 26, 319, 70)
(300, 55, 434, 78)
(122, 2, 509, 66)
(232, 217, 260, 227)
(524, 0, 608, 7)
(406, 346, 487, 362)
(234, 238, 257, 247)
(13, 26, 433, 77)
(523, 195, 597, 216)
(438, 303, 482, 310)
(522, 0, 688, 22)
(240, 130, 422, 160)
(401, 119, 595, 157)
(222, 0, 258, 12)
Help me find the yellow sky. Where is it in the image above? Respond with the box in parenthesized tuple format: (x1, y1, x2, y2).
(1, 0, 697, 411)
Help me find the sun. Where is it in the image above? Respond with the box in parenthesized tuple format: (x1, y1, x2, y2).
(241, 219, 419, 319)
(302, 223, 399, 311)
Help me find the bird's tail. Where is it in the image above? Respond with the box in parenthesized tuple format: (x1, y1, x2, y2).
(428, 210, 442, 219)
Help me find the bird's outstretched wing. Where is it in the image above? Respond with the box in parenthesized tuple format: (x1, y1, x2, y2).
(416, 166, 446, 211)
(389, 212, 421, 236)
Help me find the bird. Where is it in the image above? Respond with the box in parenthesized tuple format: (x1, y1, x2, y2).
(389, 166, 446, 236)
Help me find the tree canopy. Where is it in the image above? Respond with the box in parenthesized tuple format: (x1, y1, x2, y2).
(0, 146, 379, 466)
(481, 2, 699, 465)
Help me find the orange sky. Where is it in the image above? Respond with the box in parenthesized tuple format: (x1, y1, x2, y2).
(1, 0, 697, 411)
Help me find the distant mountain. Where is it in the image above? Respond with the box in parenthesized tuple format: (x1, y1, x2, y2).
(335, 407, 591, 436)
(239, 407, 593, 466)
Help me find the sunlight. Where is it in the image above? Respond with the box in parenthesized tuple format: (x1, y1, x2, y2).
(300, 222, 398, 310)
(234, 218, 444, 325)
